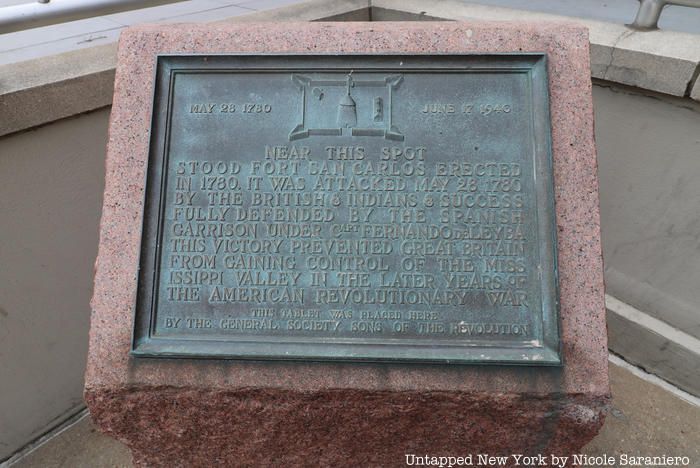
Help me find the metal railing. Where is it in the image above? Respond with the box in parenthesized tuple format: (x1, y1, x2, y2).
(0, 0, 187, 34)
(630, 0, 700, 29)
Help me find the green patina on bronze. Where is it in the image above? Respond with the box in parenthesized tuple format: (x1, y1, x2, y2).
(132, 54, 560, 364)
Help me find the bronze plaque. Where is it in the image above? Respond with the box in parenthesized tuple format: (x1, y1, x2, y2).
(132, 55, 561, 364)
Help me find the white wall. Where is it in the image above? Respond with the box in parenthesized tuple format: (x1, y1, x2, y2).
(0, 109, 109, 460)
(594, 85, 700, 339)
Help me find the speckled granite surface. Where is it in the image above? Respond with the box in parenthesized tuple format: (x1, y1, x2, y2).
(86, 22, 609, 467)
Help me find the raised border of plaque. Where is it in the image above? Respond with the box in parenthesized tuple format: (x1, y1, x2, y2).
(131, 54, 561, 365)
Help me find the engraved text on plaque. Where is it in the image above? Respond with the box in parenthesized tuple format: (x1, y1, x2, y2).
(132, 55, 560, 364)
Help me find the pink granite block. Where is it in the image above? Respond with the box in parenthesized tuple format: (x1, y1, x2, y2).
(86, 22, 609, 467)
